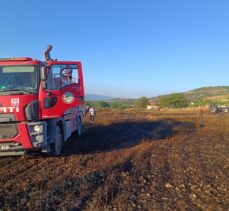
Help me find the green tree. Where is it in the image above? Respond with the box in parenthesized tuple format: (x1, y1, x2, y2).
(95, 101, 110, 108)
(159, 93, 189, 108)
(109, 102, 130, 110)
(134, 97, 149, 109)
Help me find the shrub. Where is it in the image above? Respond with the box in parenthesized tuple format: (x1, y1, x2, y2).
(159, 93, 189, 108)
(95, 101, 110, 108)
(134, 97, 149, 109)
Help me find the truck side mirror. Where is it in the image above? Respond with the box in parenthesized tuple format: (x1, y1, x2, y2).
(41, 66, 47, 89)
(42, 81, 47, 89)
(41, 66, 46, 81)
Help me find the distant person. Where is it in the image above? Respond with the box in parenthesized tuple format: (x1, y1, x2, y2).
(43, 44, 53, 61)
(89, 106, 96, 123)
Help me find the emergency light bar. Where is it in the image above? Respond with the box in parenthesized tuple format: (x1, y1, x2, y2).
(0, 57, 33, 61)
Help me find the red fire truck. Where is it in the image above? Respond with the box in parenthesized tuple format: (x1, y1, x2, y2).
(0, 58, 85, 156)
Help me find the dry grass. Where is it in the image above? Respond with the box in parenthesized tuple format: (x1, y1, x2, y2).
(0, 110, 229, 210)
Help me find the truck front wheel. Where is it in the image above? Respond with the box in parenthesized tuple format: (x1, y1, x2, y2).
(51, 125, 63, 156)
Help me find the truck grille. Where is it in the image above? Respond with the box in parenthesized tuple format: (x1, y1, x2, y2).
(0, 123, 18, 139)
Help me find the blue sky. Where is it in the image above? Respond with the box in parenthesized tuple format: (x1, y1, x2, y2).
(0, 0, 229, 98)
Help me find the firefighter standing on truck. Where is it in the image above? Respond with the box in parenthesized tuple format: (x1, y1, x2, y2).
(43, 44, 53, 61)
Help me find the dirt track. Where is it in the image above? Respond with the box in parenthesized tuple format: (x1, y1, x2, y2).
(0, 111, 229, 210)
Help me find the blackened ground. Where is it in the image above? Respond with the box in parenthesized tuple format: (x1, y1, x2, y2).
(0, 111, 228, 211)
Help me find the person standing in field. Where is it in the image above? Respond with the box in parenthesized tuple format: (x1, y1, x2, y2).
(89, 106, 96, 123)
(43, 44, 53, 61)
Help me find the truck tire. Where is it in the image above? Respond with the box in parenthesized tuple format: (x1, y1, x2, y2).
(209, 106, 217, 113)
(76, 117, 82, 136)
(51, 125, 63, 156)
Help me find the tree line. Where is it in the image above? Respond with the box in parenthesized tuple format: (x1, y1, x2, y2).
(87, 93, 227, 110)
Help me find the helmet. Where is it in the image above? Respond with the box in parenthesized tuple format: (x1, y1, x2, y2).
(62, 69, 72, 77)
(62, 69, 68, 76)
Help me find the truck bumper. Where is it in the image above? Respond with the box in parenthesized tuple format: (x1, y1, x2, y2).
(0, 121, 47, 156)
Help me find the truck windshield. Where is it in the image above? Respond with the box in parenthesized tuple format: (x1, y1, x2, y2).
(0, 65, 38, 93)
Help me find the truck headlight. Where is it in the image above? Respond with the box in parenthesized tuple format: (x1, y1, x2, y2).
(34, 125, 43, 132)
(35, 135, 43, 142)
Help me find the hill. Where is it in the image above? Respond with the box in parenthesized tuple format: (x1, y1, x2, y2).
(86, 86, 229, 107)
(184, 86, 229, 101)
(85, 94, 113, 101)
(151, 86, 229, 105)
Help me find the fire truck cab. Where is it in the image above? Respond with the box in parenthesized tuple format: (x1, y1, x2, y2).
(0, 57, 85, 156)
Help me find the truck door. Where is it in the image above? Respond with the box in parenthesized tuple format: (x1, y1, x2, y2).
(40, 62, 84, 119)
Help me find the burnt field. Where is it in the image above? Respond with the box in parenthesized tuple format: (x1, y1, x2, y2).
(0, 111, 229, 211)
